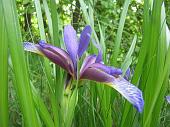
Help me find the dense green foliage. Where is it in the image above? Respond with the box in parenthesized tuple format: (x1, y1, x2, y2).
(0, 0, 170, 127)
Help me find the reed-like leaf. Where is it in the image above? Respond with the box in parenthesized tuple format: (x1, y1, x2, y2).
(34, 0, 60, 126)
(65, 89, 78, 127)
(0, 3, 8, 127)
(2, 0, 40, 126)
(31, 84, 55, 127)
(121, 35, 137, 75)
(112, 0, 131, 66)
(34, 0, 46, 40)
(120, 0, 166, 126)
(49, 0, 60, 45)
(43, 0, 53, 40)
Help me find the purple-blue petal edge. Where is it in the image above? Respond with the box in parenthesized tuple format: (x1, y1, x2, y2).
(78, 25, 92, 58)
(166, 96, 170, 103)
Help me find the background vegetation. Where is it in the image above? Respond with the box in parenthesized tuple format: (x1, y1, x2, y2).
(0, 0, 170, 127)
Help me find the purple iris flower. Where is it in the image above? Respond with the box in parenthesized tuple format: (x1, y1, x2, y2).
(23, 25, 144, 112)
(166, 96, 170, 103)
(124, 68, 131, 80)
(124, 67, 135, 81)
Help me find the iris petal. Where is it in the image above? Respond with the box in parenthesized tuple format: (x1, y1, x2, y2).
(90, 63, 122, 76)
(64, 25, 78, 68)
(124, 68, 131, 80)
(79, 55, 97, 77)
(166, 96, 170, 103)
(95, 50, 103, 63)
(91, 38, 103, 63)
(80, 66, 114, 83)
(24, 41, 74, 76)
(23, 42, 43, 55)
(78, 25, 92, 58)
(81, 66, 144, 112)
(110, 77, 144, 112)
(38, 41, 74, 75)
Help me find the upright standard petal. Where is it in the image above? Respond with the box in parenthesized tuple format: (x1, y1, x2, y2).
(64, 25, 78, 67)
(80, 66, 144, 112)
(78, 25, 92, 58)
(38, 41, 74, 76)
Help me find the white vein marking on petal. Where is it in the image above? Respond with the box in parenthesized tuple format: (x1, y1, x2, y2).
(23, 42, 42, 55)
(111, 77, 144, 112)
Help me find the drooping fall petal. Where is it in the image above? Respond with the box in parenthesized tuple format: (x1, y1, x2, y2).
(23, 42, 43, 55)
(24, 41, 74, 76)
(80, 66, 144, 112)
(78, 25, 92, 58)
(89, 63, 122, 76)
(110, 77, 144, 112)
(80, 66, 114, 83)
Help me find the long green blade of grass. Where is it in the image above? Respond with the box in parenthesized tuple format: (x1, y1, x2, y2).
(79, 0, 90, 24)
(150, 3, 167, 126)
(121, 35, 137, 75)
(112, 0, 131, 66)
(79, 1, 113, 126)
(142, 0, 163, 126)
(144, 1, 167, 125)
(49, 0, 60, 45)
(0, 2, 8, 127)
(120, 0, 166, 126)
(34, 0, 46, 40)
(2, 0, 40, 126)
(65, 89, 78, 127)
(42, 0, 53, 41)
(34, 1, 60, 127)
(31, 84, 55, 127)
(48, 0, 64, 105)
